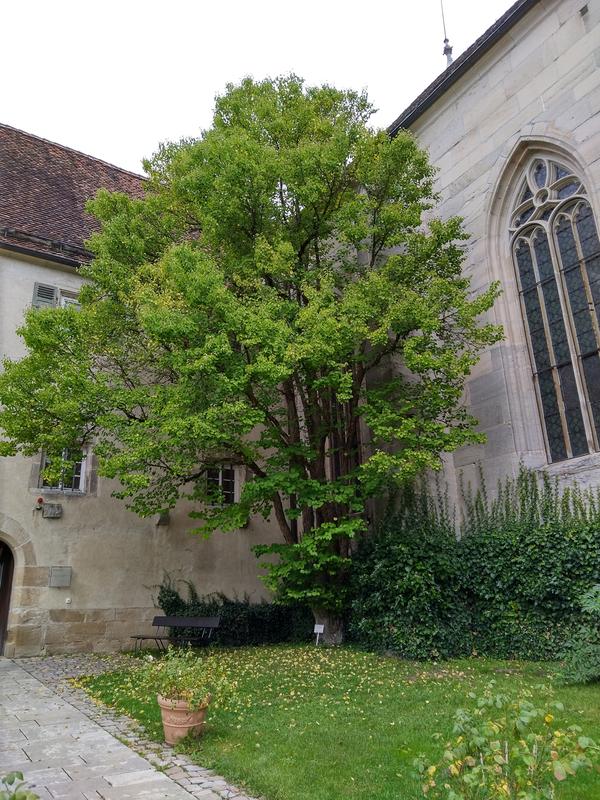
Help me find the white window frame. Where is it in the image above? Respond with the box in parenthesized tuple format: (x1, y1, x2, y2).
(40, 448, 88, 494)
(206, 464, 237, 505)
(59, 290, 81, 309)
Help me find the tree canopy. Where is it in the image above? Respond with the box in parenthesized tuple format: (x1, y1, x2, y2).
(0, 76, 501, 633)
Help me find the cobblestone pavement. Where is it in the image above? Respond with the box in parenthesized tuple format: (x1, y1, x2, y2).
(1, 656, 259, 800)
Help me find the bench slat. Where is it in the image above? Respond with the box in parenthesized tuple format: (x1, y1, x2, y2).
(153, 615, 220, 629)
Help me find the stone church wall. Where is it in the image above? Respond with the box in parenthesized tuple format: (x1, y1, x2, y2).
(408, 0, 600, 503)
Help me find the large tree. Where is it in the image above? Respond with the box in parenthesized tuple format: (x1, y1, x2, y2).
(0, 77, 500, 640)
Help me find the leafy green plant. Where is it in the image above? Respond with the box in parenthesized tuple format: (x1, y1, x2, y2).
(560, 585, 600, 686)
(157, 577, 313, 647)
(349, 487, 471, 659)
(414, 683, 599, 799)
(349, 468, 600, 661)
(581, 585, 600, 614)
(461, 469, 600, 660)
(0, 773, 39, 800)
(143, 647, 233, 710)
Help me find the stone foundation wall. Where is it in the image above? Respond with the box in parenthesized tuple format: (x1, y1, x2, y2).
(5, 605, 159, 657)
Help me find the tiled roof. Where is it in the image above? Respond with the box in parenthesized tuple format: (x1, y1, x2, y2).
(388, 0, 542, 135)
(0, 123, 144, 266)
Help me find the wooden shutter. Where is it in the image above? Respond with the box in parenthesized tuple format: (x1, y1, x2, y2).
(32, 283, 58, 309)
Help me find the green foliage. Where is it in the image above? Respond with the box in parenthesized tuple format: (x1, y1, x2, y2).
(157, 578, 313, 646)
(462, 470, 600, 661)
(140, 646, 232, 710)
(350, 468, 600, 660)
(0, 774, 39, 800)
(0, 75, 500, 615)
(581, 585, 600, 614)
(349, 488, 471, 660)
(560, 586, 600, 686)
(414, 683, 599, 799)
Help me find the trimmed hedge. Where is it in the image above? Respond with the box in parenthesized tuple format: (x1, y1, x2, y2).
(157, 580, 314, 647)
(349, 469, 600, 661)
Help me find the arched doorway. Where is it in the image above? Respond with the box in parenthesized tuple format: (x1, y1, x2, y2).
(0, 541, 14, 654)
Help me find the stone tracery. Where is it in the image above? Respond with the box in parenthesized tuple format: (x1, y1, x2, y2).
(511, 158, 600, 462)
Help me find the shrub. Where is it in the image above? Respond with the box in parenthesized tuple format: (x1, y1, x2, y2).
(349, 489, 471, 660)
(413, 683, 600, 799)
(560, 585, 600, 685)
(349, 468, 600, 661)
(461, 470, 600, 660)
(157, 579, 314, 647)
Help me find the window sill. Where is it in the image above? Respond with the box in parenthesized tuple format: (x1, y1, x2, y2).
(543, 450, 600, 477)
(35, 488, 87, 497)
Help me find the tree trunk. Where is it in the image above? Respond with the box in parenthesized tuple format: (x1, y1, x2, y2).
(312, 609, 345, 645)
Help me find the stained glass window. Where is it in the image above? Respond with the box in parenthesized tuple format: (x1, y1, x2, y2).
(534, 161, 547, 187)
(511, 156, 600, 462)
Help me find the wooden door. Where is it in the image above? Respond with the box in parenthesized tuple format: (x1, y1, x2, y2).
(0, 542, 14, 654)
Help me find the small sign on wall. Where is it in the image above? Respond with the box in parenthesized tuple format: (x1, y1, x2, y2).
(42, 503, 63, 519)
(48, 566, 72, 588)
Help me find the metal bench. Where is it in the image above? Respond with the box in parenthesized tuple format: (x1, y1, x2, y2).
(131, 615, 220, 652)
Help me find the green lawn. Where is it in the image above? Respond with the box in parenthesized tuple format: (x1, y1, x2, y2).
(80, 646, 600, 800)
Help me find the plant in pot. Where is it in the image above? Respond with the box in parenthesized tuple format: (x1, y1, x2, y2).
(150, 647, 226, 745)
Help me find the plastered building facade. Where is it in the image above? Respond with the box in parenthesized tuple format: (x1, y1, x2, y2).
(0, 129, 281, 656)
(1, 0, 599, 655)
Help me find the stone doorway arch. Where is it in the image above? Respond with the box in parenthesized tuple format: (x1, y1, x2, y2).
(0, 512, 40, 656)
(0, 540, 15, 654)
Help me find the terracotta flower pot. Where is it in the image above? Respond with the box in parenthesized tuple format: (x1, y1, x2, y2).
(157, 694, 210, 745)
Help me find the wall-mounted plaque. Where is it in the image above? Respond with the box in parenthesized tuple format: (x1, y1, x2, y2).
(48, 566, 72, 588)
(42, 503, 63, 519)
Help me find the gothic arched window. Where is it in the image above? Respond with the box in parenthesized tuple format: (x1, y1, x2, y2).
(511, 157, 600, 462)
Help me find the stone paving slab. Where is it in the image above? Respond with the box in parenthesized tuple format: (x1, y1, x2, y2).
(1, 656, 261, 800)
(63, 760, 156, 782)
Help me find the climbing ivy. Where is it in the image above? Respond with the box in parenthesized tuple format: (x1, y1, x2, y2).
(349, 468, 600, 661)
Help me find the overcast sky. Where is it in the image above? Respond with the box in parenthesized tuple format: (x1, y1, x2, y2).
(2, 0, 511, 173)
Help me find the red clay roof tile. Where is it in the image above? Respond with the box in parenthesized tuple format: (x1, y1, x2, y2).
(0, 123, 144, 265)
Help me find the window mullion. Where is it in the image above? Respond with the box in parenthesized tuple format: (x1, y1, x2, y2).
(531, 237, 573, 458)
(516, 290, 554, 458)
